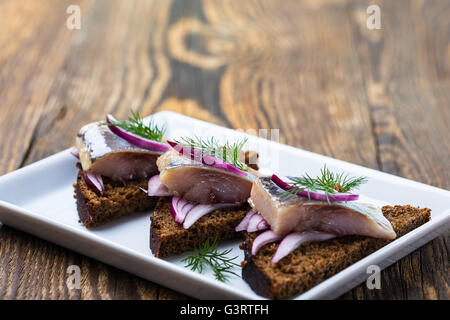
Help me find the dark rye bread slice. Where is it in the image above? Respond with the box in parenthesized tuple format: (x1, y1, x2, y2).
(241, 205, 431, 299)
(74, 167, 156, 228)
(150, 197, 249, 257)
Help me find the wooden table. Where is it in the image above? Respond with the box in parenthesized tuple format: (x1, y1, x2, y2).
(0, 0, 448, 300)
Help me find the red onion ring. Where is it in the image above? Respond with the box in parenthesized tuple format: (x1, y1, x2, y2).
(271, 231, 335, 263)
(271, 174, 359, 202)
(256, 219, 269, 231)
(171, 196, 185, 223)
(84, 172, 104, 195)
(170, 196, 240, 228)
(183, 202, 240, 229)
(246, 213, 263, 232)
(147, 174, 171, 196)
(167, 141, 248, 177)
(235, 210, 256, 232)
(251, 230, 283, 255)
(106, 114, 170, 153)
(246, 213, 270, 232)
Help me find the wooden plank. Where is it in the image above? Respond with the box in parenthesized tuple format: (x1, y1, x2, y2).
(340, 0, 450, 299)
(0, 0, 172, 300)
(158, 0, 378, 170)
(0, 0, 87, 175)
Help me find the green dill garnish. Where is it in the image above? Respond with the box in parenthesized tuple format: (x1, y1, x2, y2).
(281, 165, 367, 203)
(174, 135, 248, 171)
(106, 110, 165, 142)
(181, 237, 240, 282)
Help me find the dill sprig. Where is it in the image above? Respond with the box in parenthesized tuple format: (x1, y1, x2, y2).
(181, 237, 240, 282)
(174, 135, 248, 171)
(106, 110, 165, 142)
(281, 165, 368, 202)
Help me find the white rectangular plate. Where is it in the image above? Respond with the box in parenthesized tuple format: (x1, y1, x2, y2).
(0, 111, 449, 300)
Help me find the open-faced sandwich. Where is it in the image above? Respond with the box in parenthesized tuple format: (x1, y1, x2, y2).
(73, 112, 170, 228)
(238, 166, 431, 299)
(148, 136, 260, 257)
(71, 112, 431, 299)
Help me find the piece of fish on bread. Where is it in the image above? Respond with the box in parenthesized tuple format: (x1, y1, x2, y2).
(241, 205, 430, 299)
(150, 197, 250, 257)
(157, 149, 256, 204)
(74, 122, 164, 227)
(240, 176, 431, 299)
(249, 177, 396, 239)
(76, 122, 164, 181)
(150, 149, 260, 257)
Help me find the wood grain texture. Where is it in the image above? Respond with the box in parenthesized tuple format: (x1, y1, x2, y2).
(0, 0, 448, 300)
(339, 0, 450, 300)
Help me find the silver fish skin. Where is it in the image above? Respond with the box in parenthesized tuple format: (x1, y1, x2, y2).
(157, 149, 257, 204)
(248, 176, 396, 239)
(76, 122, 163, 181)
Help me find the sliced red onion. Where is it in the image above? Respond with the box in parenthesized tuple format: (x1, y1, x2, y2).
(183, 202, 240, 229)
(256, 219, 269, 231)
(170, 196, 238, 227)
(147, 174, 171, 196)
(246, 213, 263, 232)
(247, 213, 270, 232)
(235, 210, 256, 232)
(271, 174, 359, 202)
(177, 200, 195, 223)
(84, 172, 104, 195)
(251, 230, 283, 255)
(167, 141, 248, 177)
(70, 147, 79, 159)
(271, 231, 336, 263)
(171, 196, 188, 223)
(106, 114, 170, 153)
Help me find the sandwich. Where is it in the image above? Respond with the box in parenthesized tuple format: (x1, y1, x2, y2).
(72, 112, 431, 298)
(149, 137, 259, 257)
(73, 112, 170, 228)
(237, 167, 431, 299)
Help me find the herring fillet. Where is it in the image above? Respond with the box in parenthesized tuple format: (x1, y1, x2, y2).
(76, 122, 163, 181)
(157, 149, 256, 204)
(249, 177, 396, 239)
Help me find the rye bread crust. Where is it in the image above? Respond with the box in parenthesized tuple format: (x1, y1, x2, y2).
(75, 167, 156, 228)
(241, 205, 431, 299)
(150, 197, 249, 257)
